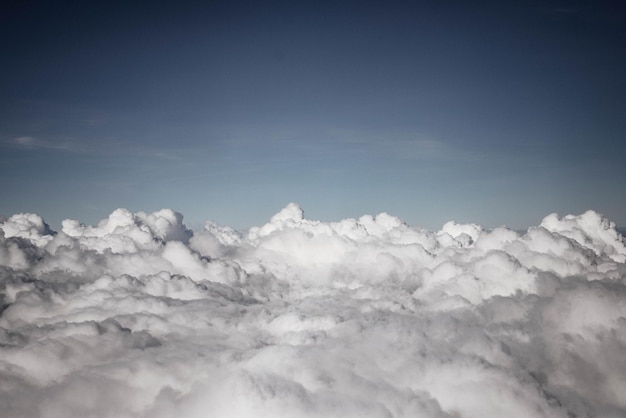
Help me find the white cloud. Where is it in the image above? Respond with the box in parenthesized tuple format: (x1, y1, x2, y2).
(0, 204, 625, 417)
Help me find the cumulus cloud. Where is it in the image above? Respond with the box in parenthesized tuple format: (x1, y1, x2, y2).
(1, 204, 625, 417)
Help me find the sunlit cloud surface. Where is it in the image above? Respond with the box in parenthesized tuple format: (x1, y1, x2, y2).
(1, 204, 625, 417)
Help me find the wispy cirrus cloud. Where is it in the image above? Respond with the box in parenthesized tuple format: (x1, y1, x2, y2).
(11, 136, 76, 152)
(8, 135, 187, 161)
(329, 129, 460, 161)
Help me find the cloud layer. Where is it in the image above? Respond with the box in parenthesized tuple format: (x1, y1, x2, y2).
(1, 204, 625, 417)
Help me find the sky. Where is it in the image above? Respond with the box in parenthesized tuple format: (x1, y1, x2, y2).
(1, 0, 625, 230)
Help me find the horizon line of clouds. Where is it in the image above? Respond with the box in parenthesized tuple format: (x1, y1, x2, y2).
(2, 201, 624, 236)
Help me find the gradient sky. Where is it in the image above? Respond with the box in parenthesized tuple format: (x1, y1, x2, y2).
(1, 0, 625, 230)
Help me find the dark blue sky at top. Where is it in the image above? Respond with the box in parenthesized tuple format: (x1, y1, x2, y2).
(1, 0, 625, 230)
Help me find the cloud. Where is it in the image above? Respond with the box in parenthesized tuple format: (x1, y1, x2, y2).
(332, 129, 454, 161)
(14, 136, 36, 146)
(7, 136, 187, 161)
(10, 136, 75, 152)
(1, 204, 625, 417)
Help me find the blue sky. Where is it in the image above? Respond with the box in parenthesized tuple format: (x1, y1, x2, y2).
(1, 0, 625, 230)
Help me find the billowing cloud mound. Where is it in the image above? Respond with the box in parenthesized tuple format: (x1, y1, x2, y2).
(1, 204, 626, 417)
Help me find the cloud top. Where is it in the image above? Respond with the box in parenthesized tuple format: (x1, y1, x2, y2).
(1, 204, 625, 417)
